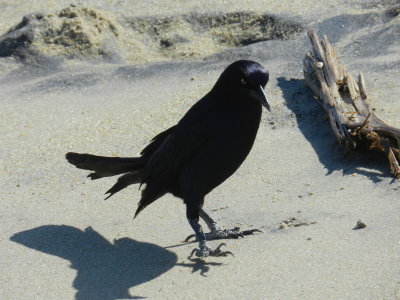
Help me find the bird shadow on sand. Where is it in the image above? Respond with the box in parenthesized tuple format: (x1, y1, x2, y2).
(10, 225, 222, 299)
(277, 77, 390, 183)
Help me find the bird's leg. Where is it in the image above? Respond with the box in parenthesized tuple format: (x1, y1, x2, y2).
(187, 217, 233, 258)
(185, 209, 262, 242)
(199, 209, 222, 232)
(185, 198, 233, 258)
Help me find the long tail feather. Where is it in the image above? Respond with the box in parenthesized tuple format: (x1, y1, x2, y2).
(66, 152, 145, 179)
(105, 171, 141, 200)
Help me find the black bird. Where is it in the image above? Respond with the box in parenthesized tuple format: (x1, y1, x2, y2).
(66, 60, 270, 257)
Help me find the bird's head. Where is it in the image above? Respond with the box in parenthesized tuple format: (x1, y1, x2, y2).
(213, 60, 271, 111)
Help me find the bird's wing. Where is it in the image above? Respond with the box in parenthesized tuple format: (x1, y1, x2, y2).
(135, 97, 216, 217)
(140, 125, 177, 158)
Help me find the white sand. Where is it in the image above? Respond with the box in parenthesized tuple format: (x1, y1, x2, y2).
(1, 1, 400, 299)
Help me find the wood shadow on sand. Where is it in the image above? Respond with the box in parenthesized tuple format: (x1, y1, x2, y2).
(277, 77, 389, 182)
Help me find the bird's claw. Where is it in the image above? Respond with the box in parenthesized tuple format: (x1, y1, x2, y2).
(239, 228, 263, 236)
(185, 227, 262, 242)
(190, 243, 234, 258)
(218, 227, 263, 238)
(213, 227, 243, 239)
(183, 234, 196, 242)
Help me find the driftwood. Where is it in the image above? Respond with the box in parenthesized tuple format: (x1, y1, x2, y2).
(303, 29, 400, 178)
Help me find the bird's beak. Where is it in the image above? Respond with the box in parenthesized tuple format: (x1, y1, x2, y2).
(251, 85, 271, 111)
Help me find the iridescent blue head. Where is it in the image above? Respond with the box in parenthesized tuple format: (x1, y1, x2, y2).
(214, 60, 271, 111)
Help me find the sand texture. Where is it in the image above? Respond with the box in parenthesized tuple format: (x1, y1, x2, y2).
(1, 1, 400, 299)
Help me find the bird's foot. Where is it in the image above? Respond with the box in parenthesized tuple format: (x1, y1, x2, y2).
(207, 226, 262, 239)
(190, 242, 233, 258)
(185, 226, 262, 242)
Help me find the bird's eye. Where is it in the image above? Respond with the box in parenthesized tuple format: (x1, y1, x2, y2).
(241, 78, 247, 85)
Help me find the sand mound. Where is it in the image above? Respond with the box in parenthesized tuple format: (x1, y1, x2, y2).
(0, 6, 303, 64)
(0, 5, 134, 63)
(126, 12, 304, 60)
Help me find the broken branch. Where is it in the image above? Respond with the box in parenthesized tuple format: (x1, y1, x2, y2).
(303, 29, 400, 178)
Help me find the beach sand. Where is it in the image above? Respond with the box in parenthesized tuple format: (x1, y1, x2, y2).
(1, 1, 400, 299)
